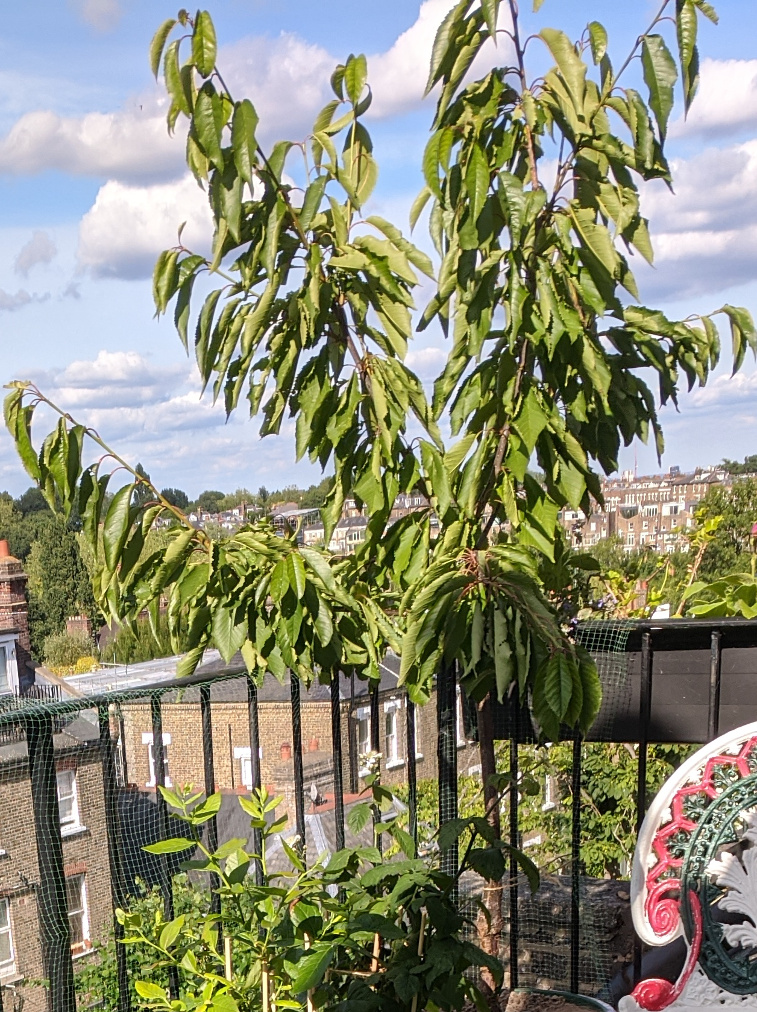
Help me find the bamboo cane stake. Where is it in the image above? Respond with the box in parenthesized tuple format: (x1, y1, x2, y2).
(224, 936, 233, 982)
(410, 910, 427, 1012)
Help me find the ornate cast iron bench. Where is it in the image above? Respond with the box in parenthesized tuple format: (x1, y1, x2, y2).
(620, 723, 757, 1012)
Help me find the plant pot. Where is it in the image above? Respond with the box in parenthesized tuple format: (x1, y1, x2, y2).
(506, 989, 615, 1012)
(308, 737, 320, 752)
(280, 743, 292, 760)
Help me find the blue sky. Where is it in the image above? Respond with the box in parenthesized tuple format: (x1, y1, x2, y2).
(0, 0, 756, 497)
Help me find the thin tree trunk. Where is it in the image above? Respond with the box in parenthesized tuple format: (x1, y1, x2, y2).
(476, 691, 503, 992)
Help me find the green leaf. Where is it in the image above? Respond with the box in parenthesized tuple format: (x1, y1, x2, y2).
(587, 21, 607, 65)
(212, 605, 246, 662)
(438, 818, 468, 852)
(159, 915, 185, 951)
(642, 35, 677, 140)
(544, 654, 574, 721)
(192, 10, 217, 78)
(287, 553, 307, 600)
(135, 981, 168, 1000)
(103, 484, 134, 573)
(676, 0, 700, 112)
(409, 186, 432, 232)
(539, 28, 587, 107)
(193, 86, 223, 169)
(289, 947, 334, 994)
(465, 143, 489, 220)
(344, 53, 368, 106)
(347, 802, 372, 834)
(150, 18, 177, 79)
(232, 100, 259, 185)
(143, 837, 196, 854)
(164, 40, 189, 120)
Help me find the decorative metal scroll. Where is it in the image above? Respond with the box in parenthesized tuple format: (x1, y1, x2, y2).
(621, 723, 757, 1012)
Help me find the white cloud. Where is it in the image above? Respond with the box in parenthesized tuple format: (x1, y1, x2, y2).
(45, 350, 185, 409)
(0, 288, 49, 311)
(368, 0, 512, 119)
(671, 58, 757, 140)
(14, 231, 57, 277)
(5, 349, 316, 497)
(0, 104, 182, 184)
(69, 0, 122, 32)
(638, 140, 757, 300)
(77, 174, 212, 279)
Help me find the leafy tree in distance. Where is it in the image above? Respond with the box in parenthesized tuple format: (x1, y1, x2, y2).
(195, 489, 225, 513)
(160, 486, 190, 510)
(5, 0, 755, 974)
(722, 454, 757, 476)
(15, 486, 48, 515)
(133, 463, 152, 506)
(691, 477, 757, 580)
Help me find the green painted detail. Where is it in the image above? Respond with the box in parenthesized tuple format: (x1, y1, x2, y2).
(682, 773, 757, 994)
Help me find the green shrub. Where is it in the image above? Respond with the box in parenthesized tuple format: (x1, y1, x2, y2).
(43, 631, 95, 668)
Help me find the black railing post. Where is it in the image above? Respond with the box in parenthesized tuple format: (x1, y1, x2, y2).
(508, 718, 519, 991)
(290, 674, 306, 857)
(348, 672, 358, 793)
(405, 696, 418, 855)
(150, 696, 179, 1000)
(370, 683, 383, 854)
(26, 714, 76, 1012)
(708, 630, 723, 741)
(437, 660, 458, 878)
(200, 685, 222, 933)
(634, 630, 654, 985)
(330, 676, 346, 852)
(98, 705, 131, 1012)
(570, 736, 583, 994)
(246, 677, 263, 884)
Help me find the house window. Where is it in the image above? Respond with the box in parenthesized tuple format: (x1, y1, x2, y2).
(66, 875, 90, 955)
(384, 701, 403, 768)
(142, 732, 172, 788)
(57, 769, 82, 835)
(233, 746, 262, 790)
(355, 706, 372, 776)
(455, 686, 467, 747)
(543, 774, 559, 811)
(0, 898, 14, 975)
(0, 642, 17, 696)
(413, 705, 422, 759)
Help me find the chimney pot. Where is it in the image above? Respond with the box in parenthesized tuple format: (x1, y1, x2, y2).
(0, 540, 9, 558)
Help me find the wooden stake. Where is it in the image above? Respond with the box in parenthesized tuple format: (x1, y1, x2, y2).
(305, 933, 314, 1012)
(410, 910, 427, 1012)
(224, 936, 233, 982)
(262, 961, 270, 1012)
(371, 933, 381, 974)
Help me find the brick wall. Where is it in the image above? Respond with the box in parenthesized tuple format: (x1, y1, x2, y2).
(119, 687, 482, 820)
(0, 746, 113, 1012)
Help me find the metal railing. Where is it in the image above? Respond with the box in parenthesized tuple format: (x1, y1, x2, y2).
(1, 618, 757, 1012)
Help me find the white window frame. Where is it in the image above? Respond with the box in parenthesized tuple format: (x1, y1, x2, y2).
(0, 638, 19, 696)
(56, 768, 83, 835)
(0, 897, 14, 976)
(384, 700, 403, 768)
(455, 686, 468, 747)
(542, 774, 559, 811)
(142, 732, 172, 788)
(233, 745, 262, 789)
(66, 874, 90, 956)
(412, 704, 423, 759)
(355, 706, 371, 777)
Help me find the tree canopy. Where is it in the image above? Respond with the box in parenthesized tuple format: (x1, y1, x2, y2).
(5, 0, 753, 734)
